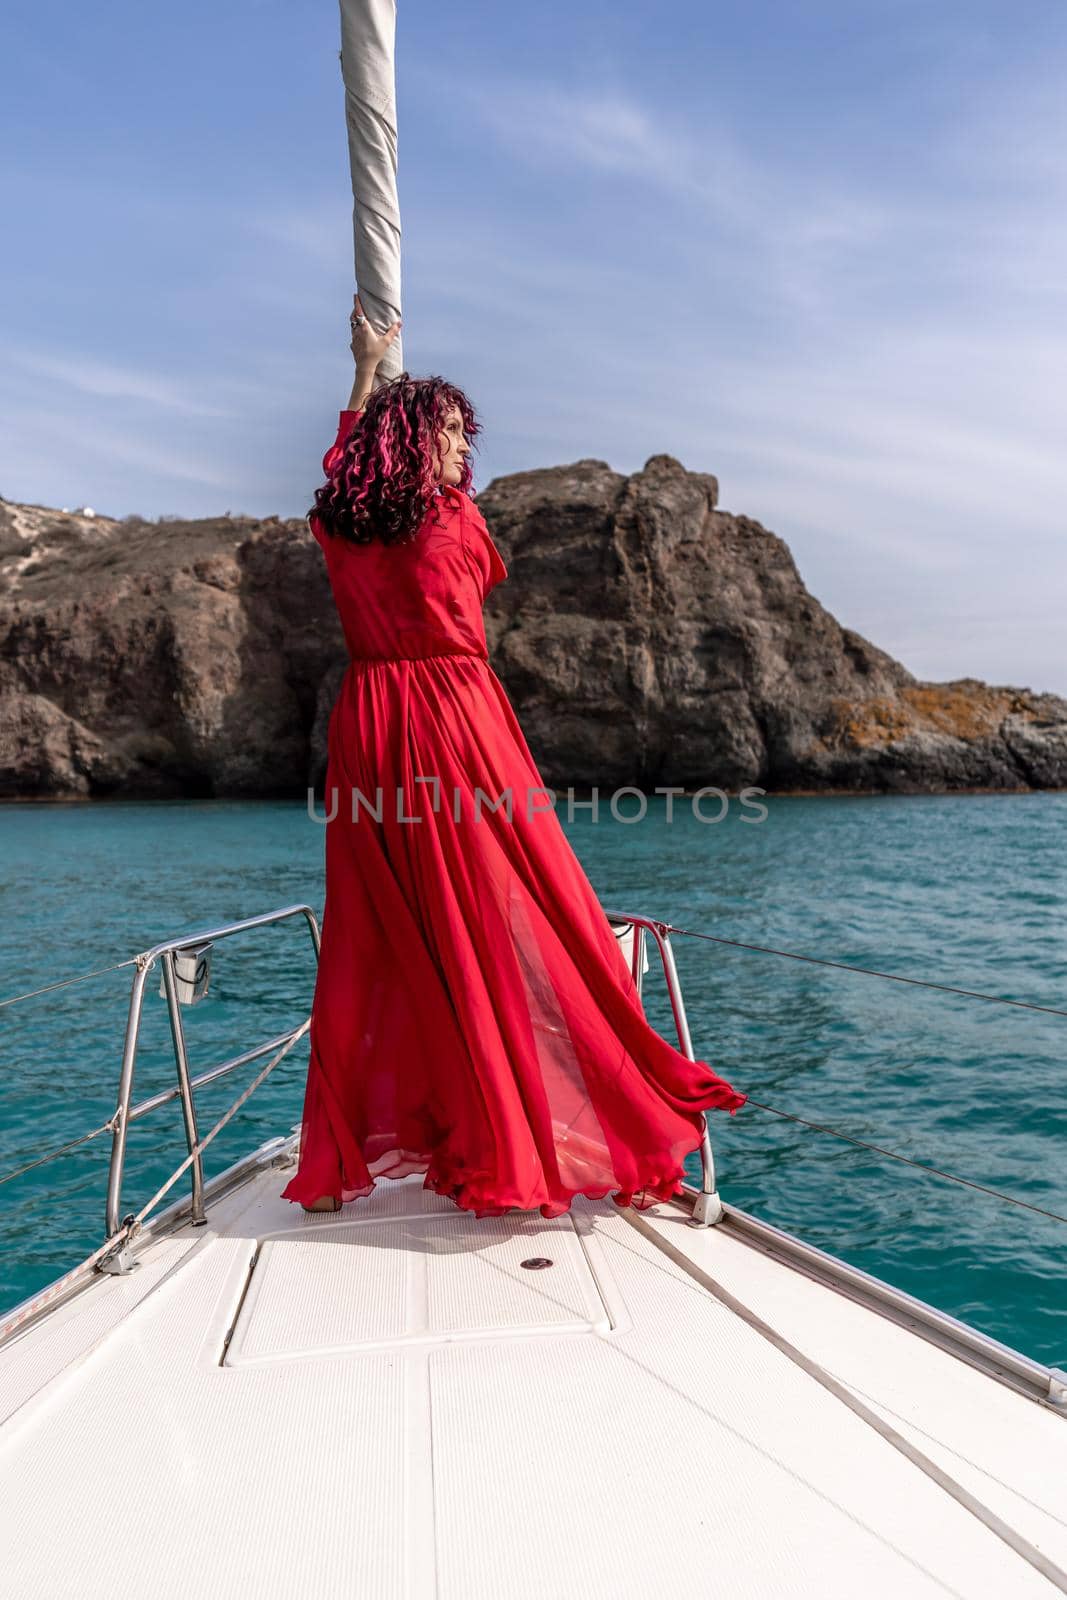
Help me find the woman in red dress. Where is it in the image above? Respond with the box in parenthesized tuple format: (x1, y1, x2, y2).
(282, 296, 746, 1218)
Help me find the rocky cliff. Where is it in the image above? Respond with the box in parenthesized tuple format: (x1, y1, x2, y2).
(2, 453, 1065, 799)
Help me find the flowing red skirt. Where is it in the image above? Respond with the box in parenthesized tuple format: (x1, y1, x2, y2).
(281, 653, 745, 1217)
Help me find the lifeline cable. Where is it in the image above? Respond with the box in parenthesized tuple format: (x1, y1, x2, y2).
(743, 1098, 1067, 1226)
(666, 923, 1067, 1018)
(0, 957, 140, 1010)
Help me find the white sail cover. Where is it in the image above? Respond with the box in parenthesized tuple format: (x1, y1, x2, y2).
(338, 0, 404, 384)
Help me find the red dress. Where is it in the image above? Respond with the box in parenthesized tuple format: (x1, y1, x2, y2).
(281, 409, 746, 1217)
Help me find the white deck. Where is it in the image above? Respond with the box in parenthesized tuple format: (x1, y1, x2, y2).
(2, 1152, 1065, 1598)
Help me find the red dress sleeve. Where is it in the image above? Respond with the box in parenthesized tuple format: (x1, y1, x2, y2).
(322, 408, 363, 477)
(466, 497, 509, 598)
(309, 409, 363, 547)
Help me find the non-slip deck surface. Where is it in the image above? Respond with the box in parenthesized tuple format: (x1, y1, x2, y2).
(2, 1164, 1064, 1598)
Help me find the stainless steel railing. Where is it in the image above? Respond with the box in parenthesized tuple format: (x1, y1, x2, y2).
(604, 911, 721, 1224)
(102, 904, 321, 1269)
(101, 904, 721, 1269)
(0, 901, 711, 1326)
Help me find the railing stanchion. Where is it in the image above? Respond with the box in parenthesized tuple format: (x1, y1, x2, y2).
(104, 956, 154, 1260)
(604, 909, 723, 1227)
(161, 949, 207, 1228)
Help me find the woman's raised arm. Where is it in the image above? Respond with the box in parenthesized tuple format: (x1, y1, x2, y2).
(318, 294, 404, 478)
(346, 291, 402, 410)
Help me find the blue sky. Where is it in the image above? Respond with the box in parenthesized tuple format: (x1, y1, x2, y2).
(2, 0, 1065, 694)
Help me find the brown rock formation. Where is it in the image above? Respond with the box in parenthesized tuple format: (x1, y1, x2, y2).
(1, 454, 1064, 799)
(474, 455, 1067, 794)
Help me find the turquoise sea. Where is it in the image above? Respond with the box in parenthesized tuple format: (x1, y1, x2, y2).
(1, 793, 1064, 1366)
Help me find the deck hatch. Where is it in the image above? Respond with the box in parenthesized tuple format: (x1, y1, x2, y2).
(223, 1211, 612, 1366)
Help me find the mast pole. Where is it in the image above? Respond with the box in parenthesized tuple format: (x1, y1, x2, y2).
(338, 0, 404, 386)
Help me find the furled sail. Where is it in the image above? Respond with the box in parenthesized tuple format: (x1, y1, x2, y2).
(338, 0, 404, 384)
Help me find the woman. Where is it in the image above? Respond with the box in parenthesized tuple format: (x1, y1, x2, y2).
(282, 295, 746, 1218)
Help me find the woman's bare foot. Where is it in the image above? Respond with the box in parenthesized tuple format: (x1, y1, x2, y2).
(301, 1195, 341, 1213)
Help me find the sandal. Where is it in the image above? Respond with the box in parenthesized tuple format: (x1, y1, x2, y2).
(301, 1195, 342, 1213)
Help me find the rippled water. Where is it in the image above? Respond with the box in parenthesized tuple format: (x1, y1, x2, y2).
(1, 793, 1064, 1365)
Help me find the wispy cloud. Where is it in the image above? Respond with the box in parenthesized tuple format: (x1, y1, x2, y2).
(240, 199, 351, 269)
(6, 349, 232, 418)
(455, 75, 908, 318)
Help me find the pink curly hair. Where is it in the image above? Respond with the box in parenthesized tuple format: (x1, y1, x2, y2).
(310, 372, 481, 545)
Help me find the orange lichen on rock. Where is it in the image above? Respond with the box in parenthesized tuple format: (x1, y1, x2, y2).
(899, 684, 1033, 739)
(824, 696, 912, 748)
(825, 683, 1039, 751)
